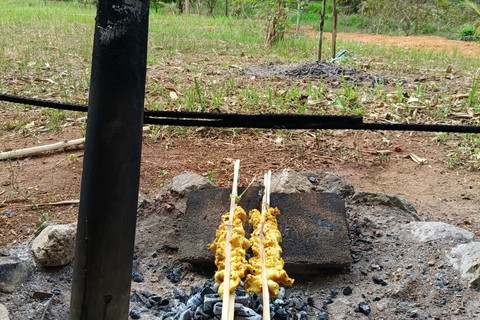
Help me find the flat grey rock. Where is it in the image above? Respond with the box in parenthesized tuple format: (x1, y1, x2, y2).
(170, 172, 215, 197)
(402, 221, 475, 243)
(178, 189, 351, 273)
(351, 192, 419, 221)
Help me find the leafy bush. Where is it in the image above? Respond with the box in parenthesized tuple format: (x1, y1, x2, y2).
(460, 26, 475, 37)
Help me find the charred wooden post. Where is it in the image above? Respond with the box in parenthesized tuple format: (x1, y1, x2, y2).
(69, 0, 150, 319)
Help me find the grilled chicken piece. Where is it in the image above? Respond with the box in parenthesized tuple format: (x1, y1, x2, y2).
(244, 207, 294, 298)
(208, 206, 250, 296)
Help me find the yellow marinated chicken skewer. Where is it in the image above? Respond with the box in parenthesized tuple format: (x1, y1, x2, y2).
(207, 160, 249, 320)
(208, 206, 250, 297)
(245, 171, 294, 317)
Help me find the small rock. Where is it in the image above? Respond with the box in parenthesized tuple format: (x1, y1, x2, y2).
(170, 172, 215, 197)
(166, 267, 182, 283)
(317, 311, 329, 320)
(410, 309, 419, 318)
(0, 256, 28, 293)
(133, 273, 144, 282)
(0, 304, 9, 320)
(137, 193, 152, 208)
(129, 308, 141, 319)
(316, 172, 355, 199)
(372, 276, 388, 286)
(448, 241, 480, 286)
(52, 288, 61, 295)
(427, 259, 436, 266)
(342, 286, 352, 296)
(269, 169, 313, 193)
(356, 302, 371, 316)
(31, 223, 77, 267)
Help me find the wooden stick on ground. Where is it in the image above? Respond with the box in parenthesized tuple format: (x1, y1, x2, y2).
(259, 171, 272, 320)
(0, 126, 151, 160)
(0, 138, 85, 161)
(221, 160, 240, 320)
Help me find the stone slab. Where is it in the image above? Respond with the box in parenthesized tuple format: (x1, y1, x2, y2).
(178, 189, 351, 273)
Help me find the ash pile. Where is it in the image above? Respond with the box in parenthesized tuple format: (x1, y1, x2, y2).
(244, 61, 381, 85)
(129, 281, 336, 320)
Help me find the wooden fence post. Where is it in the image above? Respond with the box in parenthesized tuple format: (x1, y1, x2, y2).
(69, 0, 149, 319)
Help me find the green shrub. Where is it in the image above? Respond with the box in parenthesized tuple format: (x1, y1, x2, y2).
(460, 26, 475, 37)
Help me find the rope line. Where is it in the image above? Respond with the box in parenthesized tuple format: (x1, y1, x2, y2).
(1, 93, 479, 133)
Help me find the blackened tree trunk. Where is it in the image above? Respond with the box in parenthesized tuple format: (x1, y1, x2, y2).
(178, 0, 183, 13)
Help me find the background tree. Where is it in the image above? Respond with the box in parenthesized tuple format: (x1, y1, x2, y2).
(205, 0, 218, 14)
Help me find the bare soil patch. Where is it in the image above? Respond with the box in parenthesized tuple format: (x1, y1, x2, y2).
(300, 26, 480, 58)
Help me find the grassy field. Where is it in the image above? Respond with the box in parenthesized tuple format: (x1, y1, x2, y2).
(0, 0, 479, 168)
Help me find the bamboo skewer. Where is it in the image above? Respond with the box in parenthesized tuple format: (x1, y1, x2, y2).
(259, 171, 272, 320)
(221, 160, 240, 320)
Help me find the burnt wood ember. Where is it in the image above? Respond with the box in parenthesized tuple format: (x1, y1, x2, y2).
(132, 282, 344, 319)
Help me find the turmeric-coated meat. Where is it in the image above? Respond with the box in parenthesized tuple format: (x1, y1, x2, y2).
(208, 206, 250, 297)
(244, 207, 294, 298)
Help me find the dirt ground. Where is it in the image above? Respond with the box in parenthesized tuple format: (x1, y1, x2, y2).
(301, 26, 480, 58)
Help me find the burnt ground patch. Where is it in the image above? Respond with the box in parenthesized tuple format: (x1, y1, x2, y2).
(244, 61, 388, 87)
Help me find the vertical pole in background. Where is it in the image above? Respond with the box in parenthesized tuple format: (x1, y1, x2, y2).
(186, 0, 190, 14)
(317, 0, 326, 61)
(69, 0, 149, 319)
(225, 0, 228, 16)
(296, 0, 301, 38)
(331, 0, 338, 59)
